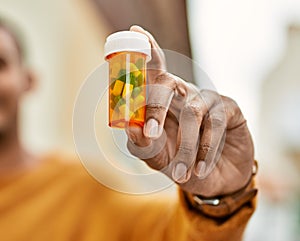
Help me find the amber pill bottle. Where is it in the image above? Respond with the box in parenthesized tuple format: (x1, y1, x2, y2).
(104, 31, 151, 128)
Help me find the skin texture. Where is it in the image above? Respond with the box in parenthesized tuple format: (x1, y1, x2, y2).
(126, 26, 254, 197)
(0, 27, 36, 175)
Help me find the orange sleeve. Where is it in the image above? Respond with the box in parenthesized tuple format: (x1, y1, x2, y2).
(62, 158, 256, 241)
(102, 186, 256, 241)
(0, 153, 256, 241)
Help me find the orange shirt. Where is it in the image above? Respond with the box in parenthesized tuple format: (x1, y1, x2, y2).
(0, 154, 256, 241)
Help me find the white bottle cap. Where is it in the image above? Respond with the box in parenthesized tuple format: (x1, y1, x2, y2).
(104, 31, 151, 62)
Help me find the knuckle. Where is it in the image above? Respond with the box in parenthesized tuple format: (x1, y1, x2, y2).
(178, 145, 194, 156)
(155, 73, 170, 82)
(197, 142, 215, 160)
(155, 73, 176, 88)
(200, 88, 217, 96)
(209, 114, 227, 129)
(199, 89, 219, 101)
(222, 96, 239, 110)
(221, 95, 244, 120)
(198, 89, 222, 110)
(146, 104, 167, 116)
(199, 142, 214, 153)
(145, 106, 167, 124)
(184, 102, 204, 120)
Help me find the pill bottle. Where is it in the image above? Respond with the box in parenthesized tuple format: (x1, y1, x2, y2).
(104, 31, 151, 128)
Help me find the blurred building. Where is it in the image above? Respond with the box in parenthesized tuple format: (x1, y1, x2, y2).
(252, 23, 300, 241)
(259, 24, 300, 191)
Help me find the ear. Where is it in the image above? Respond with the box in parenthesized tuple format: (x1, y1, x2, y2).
(23, 68, 37, 92)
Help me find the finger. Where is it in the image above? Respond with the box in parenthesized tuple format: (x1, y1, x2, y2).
(143, 73, 178, 139)
(130, 25, 166, 74)
(170, 90, 218, 183)
(129, 26, 156, 46)
(167, 98, 207, 183)
(129, 25, 163, 53)
(130, 26, 171, 136)
(125, 125, 151, 147)
(194, 96, 227, 179)
(126, 125, 169, 169)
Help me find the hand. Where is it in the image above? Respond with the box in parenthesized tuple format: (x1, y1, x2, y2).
(126, 26, 254, 197)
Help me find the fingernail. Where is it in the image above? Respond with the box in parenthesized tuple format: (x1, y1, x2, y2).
(195, 161, 206, 178)
(130, 25, 144, 31)
(172, 162, 188, 183)
(144, 119, 160, 138)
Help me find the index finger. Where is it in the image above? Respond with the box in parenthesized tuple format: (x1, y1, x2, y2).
(129, 25, 162, 52)
(130, 25, 166, 77)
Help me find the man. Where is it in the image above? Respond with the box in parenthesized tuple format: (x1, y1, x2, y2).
(0, 19, 257, 241)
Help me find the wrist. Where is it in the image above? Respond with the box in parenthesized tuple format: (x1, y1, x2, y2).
(183, 160, 258, 218)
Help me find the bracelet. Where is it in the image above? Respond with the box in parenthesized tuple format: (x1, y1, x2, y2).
(184, 161, 258, 218)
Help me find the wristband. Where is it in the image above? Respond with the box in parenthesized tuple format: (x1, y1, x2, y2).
(184, 161, 258, 218)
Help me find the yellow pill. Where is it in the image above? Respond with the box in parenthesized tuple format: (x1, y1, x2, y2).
(112, 80, 124, 96)
(122, 83, 133, 98)
(130, 63, 141, 77)
(130, 63, 138, 72)
(134, 95, 145, 110)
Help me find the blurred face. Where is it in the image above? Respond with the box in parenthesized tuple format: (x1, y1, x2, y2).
(0, 27, 28, 133)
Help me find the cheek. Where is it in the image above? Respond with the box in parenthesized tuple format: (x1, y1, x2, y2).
(0, 72, 23, 130)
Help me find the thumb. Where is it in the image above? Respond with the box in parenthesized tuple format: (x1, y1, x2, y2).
(125, 125, 151, 147)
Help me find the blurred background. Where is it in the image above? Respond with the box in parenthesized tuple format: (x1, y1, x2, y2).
(0, 0, 299, 240)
